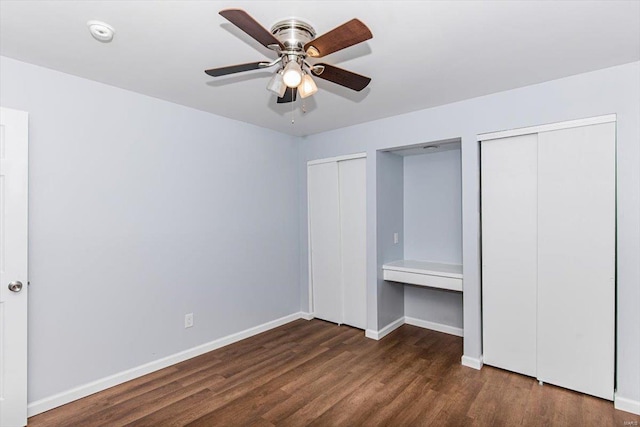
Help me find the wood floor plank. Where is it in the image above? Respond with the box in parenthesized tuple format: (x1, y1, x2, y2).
(124, 388, 217, 427)
(262, 370, 346, 424)
(387, 387, 449, 426)
(126, 338, 330, 426)
(308, 365, 426, 427)
(28, 319, 640, 427)
(359, 374, 430, 426)
(185, 387, 290, 427)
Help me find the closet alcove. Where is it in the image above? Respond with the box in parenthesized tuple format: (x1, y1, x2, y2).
(377, 138, 464, 336)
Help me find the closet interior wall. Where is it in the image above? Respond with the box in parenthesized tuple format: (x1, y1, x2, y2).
(375, 143, 463, 333)
(403, 148, 463, 330)
(375, 151, 405, 330)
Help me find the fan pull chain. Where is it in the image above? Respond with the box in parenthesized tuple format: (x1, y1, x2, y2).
(291, 94, 295, 124)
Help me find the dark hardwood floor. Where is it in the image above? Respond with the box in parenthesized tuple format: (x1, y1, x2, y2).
(29, 319, 639, 426)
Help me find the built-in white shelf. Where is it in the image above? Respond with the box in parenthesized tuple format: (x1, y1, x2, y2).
(382, 260, 463, 292)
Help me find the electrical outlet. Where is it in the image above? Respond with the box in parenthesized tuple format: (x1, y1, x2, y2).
(184, 313, 194, 328)
(393, 232, 399, 244)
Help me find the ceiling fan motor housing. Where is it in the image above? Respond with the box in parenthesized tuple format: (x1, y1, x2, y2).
(271, 19, 316, 53)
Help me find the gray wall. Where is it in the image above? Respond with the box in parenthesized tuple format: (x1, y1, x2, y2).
(403, 149, 463, 327)
(404, 287, 463, 329)
(0, 57, 300, 403)
(298, 61, 640, 403)
(375, 152, 404, 330)
(404, 150, 462, 263)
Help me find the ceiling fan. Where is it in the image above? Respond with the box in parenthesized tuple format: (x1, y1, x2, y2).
(204, 9, 373, 104)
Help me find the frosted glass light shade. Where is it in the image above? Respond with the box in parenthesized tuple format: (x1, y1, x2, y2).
(266, 72, 286, 97)
(282, 61, 303, 88)
(298, 74, 318, 98)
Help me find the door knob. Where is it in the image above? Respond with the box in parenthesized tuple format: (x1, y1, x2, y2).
(8, 281, 23, 292)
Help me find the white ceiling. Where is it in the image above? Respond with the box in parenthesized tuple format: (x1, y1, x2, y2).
(1, 1, 638, 137)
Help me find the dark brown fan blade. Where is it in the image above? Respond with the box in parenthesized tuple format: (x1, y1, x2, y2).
(219, 9, 283, 49)
(311, 64, 371, 91)
(277, 87, 297, 103)
(205, 62, 264, 77)
(304, 19, 372, 58)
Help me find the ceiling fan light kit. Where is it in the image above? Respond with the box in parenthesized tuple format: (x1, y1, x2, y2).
(266, 72, 287, 97)
(282, 60, 303, 88)
(298, 74, 318, 99)
(205, 9, 372, 105)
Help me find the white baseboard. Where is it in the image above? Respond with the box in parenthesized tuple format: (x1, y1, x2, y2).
(365, 329, 379, 340)
(461, 355, 483, 370)
(27, 311, 307, 417)
(300, 312, 314, 320)
(366, 316, 464, 341)
(365, 317, 405, 340)
(615, 393, 640, 415)
(404, 317, 464, 337)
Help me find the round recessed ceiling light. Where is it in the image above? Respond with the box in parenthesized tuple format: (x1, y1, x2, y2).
(423, 145, 440, 151)
(87, 20, 115, 42)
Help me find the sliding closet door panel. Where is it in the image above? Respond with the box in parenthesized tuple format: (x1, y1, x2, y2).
(481, 134, 538, 377)
(537, 123, 615, 400)
(338, 158, 367, 329)
(308, 162, 343, 324)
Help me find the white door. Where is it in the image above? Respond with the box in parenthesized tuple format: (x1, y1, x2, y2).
(338, 158, 366, 329)
(481, 134, 538, 377)
(308, 156, 367, 328)
(537, 123, 615, 400)
(308, 161, 343, 324)
(0, 107, 29, 427)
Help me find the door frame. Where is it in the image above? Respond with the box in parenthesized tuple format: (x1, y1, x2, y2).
(0, 106, 29, 427)
(477, 114, 616, 141)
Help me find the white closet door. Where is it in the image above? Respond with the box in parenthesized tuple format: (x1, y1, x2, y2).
(481, 134, 538, 377)
(338, 158, 367, 329)
(308, 162, 343, 324)
(537, 123, 615, 400)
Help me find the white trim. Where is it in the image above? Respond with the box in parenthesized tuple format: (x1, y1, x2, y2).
(404, 317, 464, 337)
(307, 152, 366, 166)
(306, 172, 314, 315)
(614, 393, 640, 415)
(477, 114, 616, 141)
(300, 312, 314, 320)
(365, 329, 379, 340)
(365, 317, 404, 340)
(27, 312, 307, 417)
(461, 355, 484, 370)
(366, 316, 465, 341)
(338, 162, 346, 326)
